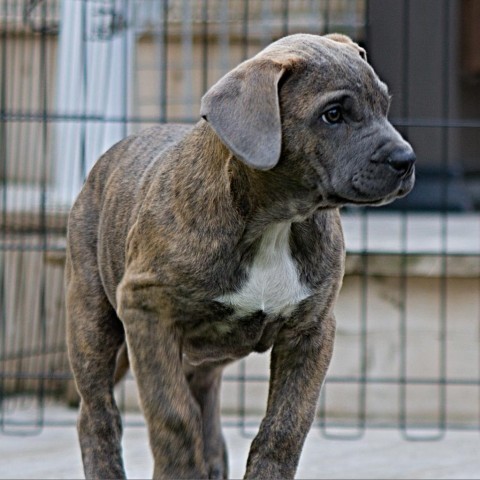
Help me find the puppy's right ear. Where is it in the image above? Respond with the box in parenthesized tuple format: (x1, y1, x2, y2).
(324, 33, 367, 61)
(200, 58, 287, 171)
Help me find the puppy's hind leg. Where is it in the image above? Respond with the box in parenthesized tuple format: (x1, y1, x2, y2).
(66, 263, 126, 479)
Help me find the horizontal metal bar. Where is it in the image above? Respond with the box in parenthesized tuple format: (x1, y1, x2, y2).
(316, 420, 480, 433)
(1, 243, 479, 257)
(391, 117, 480, 129)
(1, 417, 478, 434)
(0, 244, 65, 252)
(0, 346, 67, 362)
(346, 250, 480, 257)
(222, 375, 480, 386)
(1, 372, 479, 387)
(0, 111, 198, 125)
(2, 111, 480, 129)
(0, 372, 72, 380)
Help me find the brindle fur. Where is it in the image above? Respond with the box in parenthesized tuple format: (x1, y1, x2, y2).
(66, 34, 415, 479)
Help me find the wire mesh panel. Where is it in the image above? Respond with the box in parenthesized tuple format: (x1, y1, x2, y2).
(0, 0, 479, 439)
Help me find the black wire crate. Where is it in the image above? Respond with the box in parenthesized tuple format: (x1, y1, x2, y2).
(1, 0, 479, 439)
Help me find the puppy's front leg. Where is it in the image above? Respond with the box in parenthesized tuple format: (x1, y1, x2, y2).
(117, 281, 208, 480)
(185, 363, 228, 479)
(244, 313, 336, 480)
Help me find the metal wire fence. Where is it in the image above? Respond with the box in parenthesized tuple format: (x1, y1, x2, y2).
(0, 0, 479, 440)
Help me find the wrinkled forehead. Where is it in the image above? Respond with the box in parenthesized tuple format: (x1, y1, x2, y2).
(262, 34, 390, 111)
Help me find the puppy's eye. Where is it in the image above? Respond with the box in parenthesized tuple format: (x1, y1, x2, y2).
(321, 107, 343, 125)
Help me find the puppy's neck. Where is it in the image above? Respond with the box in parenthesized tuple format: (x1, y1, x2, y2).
(175, 121, 319, 242)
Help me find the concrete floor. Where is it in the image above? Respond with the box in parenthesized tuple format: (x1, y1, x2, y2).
(0, 405, 479, 479)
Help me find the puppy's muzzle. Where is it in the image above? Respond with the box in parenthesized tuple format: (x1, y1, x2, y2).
(385, 148, 416, 178)
(350, 137, 416, 204)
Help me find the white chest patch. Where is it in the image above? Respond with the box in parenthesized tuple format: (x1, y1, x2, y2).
(216, 222, 312, 316)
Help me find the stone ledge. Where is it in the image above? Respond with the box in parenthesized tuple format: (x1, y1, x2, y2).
(342, 211, 480, 256)
(345, 253, 480, 277)
(342, 211, 480, 277)
(1, 187, 478, 278)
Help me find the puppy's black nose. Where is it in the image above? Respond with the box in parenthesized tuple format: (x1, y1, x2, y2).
(387, 149, 416, 177)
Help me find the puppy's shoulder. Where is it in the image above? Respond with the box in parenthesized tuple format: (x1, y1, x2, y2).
(130, 124, 194, 155)
(89, 124, 194, 178)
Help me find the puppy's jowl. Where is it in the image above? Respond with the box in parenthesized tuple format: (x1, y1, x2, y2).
(66, 34, 415, 479)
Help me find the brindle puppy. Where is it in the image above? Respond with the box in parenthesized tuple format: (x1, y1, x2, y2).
(66, 33, 415, 479)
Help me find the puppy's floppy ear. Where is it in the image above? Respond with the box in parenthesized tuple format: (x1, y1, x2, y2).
(200, 59, 287, 170)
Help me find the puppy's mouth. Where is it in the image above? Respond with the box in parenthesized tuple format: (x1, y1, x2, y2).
(330, 166, 415, 207)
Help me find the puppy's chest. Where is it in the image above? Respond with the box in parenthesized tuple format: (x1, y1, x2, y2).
(181, 223, 316, 365)
(215, 222, 312, 317)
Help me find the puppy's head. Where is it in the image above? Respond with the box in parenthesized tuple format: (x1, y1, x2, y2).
(201, 33, 415, 207)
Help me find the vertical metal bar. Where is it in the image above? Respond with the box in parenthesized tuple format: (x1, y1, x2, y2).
(398, 0, 410, 439)
(335, 2, 372, 429)
(241, 0, 249, 61)
(358, 211, 368, 435)
(0, 0, 9, 435)
(401, 0, 449, 442)
(159, 0, 169, 123)
(2, 0, 42, 435)
(402, 0, 448, 442)
(218, 0, 230, 72)
(201, 0, 209, 95)
(121, 0, 129, 138)
(321, 1, 370, 441)
(437, 0, 451, 439)
(282, 0, 289, 37)
(364, 0, 370, 50)
(259, 0, 272, 47)
(323, 0, 331, 34)
(181, 0, 194, 119)
(308, 0, 321, 35)
(239, 359, 248, 437)
(400, 0, 448, 441)
(32, 0, 50, 435)
(80, 0, 88, 182)
(321, 216, 368, 440)
(10, 1, 26, 245)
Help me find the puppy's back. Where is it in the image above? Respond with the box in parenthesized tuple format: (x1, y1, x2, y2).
(66, 124, 193, 307)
